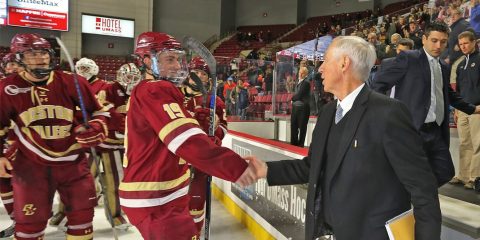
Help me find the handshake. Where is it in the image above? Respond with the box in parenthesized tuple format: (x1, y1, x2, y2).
(235, 156, 268, 187)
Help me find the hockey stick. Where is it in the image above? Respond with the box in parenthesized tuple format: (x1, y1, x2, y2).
(55, 37, 119, 240)
(182, 36, 217, 240)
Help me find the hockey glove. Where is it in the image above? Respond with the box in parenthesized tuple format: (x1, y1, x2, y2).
(194, 108, 210, 132)
(209, 136, 222, 146)
(194, 108, 219, 133)
(74, 119, 108, 148)
(4, 142, 17, 161)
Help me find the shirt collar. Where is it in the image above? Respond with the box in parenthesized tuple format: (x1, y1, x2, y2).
(337, 83, 365, 116)
(423, 48, 438, 63)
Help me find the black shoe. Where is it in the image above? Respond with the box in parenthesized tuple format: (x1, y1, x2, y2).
(0, 222, 15, 238)
(475, 177, 480, 192)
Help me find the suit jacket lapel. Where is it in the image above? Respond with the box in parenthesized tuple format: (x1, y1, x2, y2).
(328, 86, 370, 183)
(419, 49, 431, 88)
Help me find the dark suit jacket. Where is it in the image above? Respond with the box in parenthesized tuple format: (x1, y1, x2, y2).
(370, 49, 475, 145)
(292, 78, 311, 105)
(267, 86, 441, 240)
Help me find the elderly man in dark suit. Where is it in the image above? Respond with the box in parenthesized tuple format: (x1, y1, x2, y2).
(247, 36, 441, 240)
(371, 22, 480, 186)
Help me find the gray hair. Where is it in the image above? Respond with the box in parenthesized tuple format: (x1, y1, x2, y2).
(330, 36, 376, 82)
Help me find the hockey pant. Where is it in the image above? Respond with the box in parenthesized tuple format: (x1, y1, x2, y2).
(55, 149, 127, 226)
(188, 167, 209, 232)
(132, 196, 200, 240)
(12, 153, 96, 240)
(0, 178, 14, 219)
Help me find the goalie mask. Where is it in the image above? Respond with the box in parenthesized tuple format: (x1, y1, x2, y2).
(134, 32, 188, 86)
(116, 63, 142, 95)
(10, 33, 54, 79)
(75, 57, 99, 81)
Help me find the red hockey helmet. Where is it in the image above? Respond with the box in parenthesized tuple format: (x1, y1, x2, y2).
(134, 32, 188, 85)
(134, 32, 182, 58)
(1, 53, 16, 66)
(188, 56, 210, 76)
(10, 33, 51, 54)
(10, 34, 54, 79)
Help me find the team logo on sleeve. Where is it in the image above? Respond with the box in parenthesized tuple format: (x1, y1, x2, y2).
(5, 85, 32, 96)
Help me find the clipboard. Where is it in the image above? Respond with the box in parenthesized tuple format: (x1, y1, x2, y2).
(385, 209, 415, 240)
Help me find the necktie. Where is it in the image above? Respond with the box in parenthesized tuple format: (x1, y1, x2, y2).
(432, 59, 444, 125)
(335, 105, 343, 124)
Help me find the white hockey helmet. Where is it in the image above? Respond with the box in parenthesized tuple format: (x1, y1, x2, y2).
(75, 57, 99, 80)
(116, 63, 142, 95)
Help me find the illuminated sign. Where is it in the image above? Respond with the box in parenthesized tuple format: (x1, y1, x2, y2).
(7, 0, 69, 31)
(82, 14, 134, 38)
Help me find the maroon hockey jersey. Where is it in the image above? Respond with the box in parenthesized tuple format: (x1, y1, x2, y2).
(0, 71, 109, 165)
(119, 80, 247, 225)
(89, 78, 127, 149)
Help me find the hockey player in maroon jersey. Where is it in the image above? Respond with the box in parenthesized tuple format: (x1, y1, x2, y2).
(1, 53, 24, 77)
(0, 33, 110, 240)
(0, 53, 23, 238)
(119, 31, 260, 239)
(182, 56, 228, 231)
(49, 57, 130, 230)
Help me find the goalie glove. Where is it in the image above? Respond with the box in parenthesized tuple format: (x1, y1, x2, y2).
(74, 119, 108, 148)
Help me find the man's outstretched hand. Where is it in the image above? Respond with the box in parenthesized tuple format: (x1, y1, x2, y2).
(235, 156, 268, 187)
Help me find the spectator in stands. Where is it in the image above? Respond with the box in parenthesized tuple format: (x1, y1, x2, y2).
(224, 77, 236, 115)
(264, 66, 273, 94)
(386, 16, 397, 44)
(217, 78, 225, 101)
(286, 73, 295, 93)
(443, 7, 472, 64)
(450, 31, 480, 189)
(396, 16, 408, 37)
(367, 32, 387, 62)
(405, 20, 424, 49)
(378, 26, 387, 44)
(470, 0, 480, 37)
(232, 80, 249, 120)
(290, 67, 310, 147)
(385, 33, 402, 58)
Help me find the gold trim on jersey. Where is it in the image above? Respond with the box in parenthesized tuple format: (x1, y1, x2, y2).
(0, 127, 8, 137)
(19, 71, 54, 86)
(116, 105, 127, 114)
(0, 191, 13, 197)
(158, 118, 199, 141)
(119, 169, 190, 192)
(104, 137, 125, 144)
(19, 105, 74, 127)
(66, 233, 93, 240)
(21, 127, 81, 157)
(190, 209, 204, 215)
(179, 158, 186, 164)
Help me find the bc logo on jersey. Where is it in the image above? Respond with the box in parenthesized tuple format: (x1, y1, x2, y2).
(22, 203, 37, 216)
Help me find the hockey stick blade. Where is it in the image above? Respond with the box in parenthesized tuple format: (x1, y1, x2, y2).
(182, 36, 216, 75)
